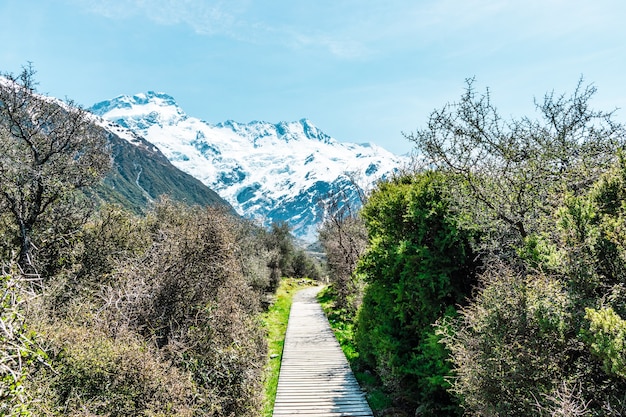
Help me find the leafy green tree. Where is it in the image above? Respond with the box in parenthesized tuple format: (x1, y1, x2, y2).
(0, 65, 110, 272)
(355, 172, 478, 416)
(290, 248, 322, 280)
(232, 218, 277, 294)
(266, 221, 295, 278)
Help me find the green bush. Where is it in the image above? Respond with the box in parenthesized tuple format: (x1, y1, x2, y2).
(584, 307, 626, 379)
(355, 172, 478, 416)
(441, 265, 573, 416)
(442, 160, 626, 416)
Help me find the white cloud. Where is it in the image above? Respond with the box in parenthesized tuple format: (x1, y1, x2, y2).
(68, 0, 626, 61)
(70, 0, 245, 35)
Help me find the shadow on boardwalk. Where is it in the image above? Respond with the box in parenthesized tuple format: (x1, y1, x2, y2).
(273, 286, 373, 417)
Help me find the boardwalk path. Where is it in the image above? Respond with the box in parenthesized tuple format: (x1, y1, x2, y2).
(273, 286, 374, 417)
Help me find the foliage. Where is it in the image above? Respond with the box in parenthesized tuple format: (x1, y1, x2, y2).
(407, 78, 624, 253)
(263, 222, 322, 288)
(0, 270, 44, 417)
(355, 172, 477, 416)
(0, 65, 111, 271)
(9, 198, 279, 416)
(291, 248, 323, 281)
(584, 307, 626, 379)
(96, 200, 267, 416)
(440, 264, 573, 416)
(231, 218, 276, 295)
(440, 149, 626, 416)
(318, 183, 368, 314)
(266, 222, 296, 280)
(79, 204, 151, 284)
(28, 324, 195, 416)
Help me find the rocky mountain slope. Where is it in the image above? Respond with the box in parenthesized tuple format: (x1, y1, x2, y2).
(95, 118, 232, 213)
(91, 92, 407, 241)
(0, 75, 231, 216)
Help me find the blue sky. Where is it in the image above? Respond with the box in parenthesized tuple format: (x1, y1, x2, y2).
(1, 0, 625, 155)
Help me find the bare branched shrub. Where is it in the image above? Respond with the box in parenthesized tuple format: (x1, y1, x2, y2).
(0, 266, 43, 416)
(100, 200, 267, 416)
(534, 382, 591, 417)
(318, 183, 368, 314)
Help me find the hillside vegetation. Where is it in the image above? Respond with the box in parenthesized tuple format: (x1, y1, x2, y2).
(5, 63, 626, 417)
(0, 66, 321, 416)
(93, 131, 232, 215)
(320, 79, 626, 416)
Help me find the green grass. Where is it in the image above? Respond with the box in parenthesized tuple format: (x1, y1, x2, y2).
(261, 278, 317, 417)
(317, 285, 393, 414)
(317, 287, 359, 363)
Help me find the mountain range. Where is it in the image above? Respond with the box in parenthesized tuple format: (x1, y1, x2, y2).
(90, 91, 408, 241)
(0, 74, 233, 220)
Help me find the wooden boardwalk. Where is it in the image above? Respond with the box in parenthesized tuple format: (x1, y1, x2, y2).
(273, 286, 373, 417)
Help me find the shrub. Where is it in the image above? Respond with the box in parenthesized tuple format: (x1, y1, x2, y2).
(232, 219, 275, 294)
(440, 265, 573, 416)
(102, 200, 267, 416)
(355, 172, 478, 416)
(27, 323, 196, 416)
(0, 270, 44, 417)
(584, 307, 626, 379)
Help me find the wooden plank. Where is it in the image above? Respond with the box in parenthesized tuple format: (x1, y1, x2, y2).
(273, 286, 373, 417)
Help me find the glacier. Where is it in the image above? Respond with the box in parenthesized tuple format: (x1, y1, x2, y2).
(90, 91, 409, 242)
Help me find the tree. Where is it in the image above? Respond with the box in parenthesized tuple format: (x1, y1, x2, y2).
(318, 183, 368, 314)
(406, 78, 624, 253)
(439, 156, 626, 417)
(266, 221, 296, 278)
(0, 65, 111, 271)
(355, 172, 478, 416)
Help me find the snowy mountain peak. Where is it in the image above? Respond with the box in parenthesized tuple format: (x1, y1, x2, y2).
(91, 92, 408, 241)
(91, 92, 187, 130)
(216, 118, 335, 147)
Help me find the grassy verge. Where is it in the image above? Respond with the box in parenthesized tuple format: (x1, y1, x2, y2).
(317, 286, 393, 414)
(261, 278, 317, 417)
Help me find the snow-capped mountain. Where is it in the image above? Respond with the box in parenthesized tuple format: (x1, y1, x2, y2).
(90, 91, 407, 241)
(0, 75, 230, 215)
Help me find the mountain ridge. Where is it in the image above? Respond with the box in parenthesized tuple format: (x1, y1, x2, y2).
(90, 92, 408, 241)
(0, 75, 231, 215)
